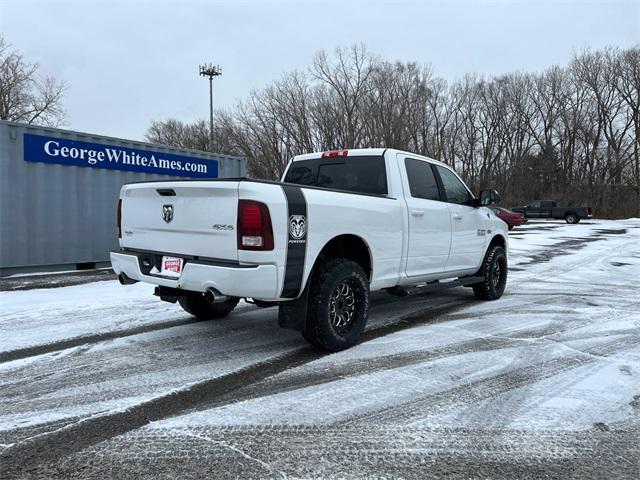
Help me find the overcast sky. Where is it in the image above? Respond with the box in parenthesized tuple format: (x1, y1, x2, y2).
(1, 0, 638, 141)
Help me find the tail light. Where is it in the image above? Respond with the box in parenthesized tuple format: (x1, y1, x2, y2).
(237, 200, 274, 251)
(117, 199, 122, 238)
(321, 149, 348, 158)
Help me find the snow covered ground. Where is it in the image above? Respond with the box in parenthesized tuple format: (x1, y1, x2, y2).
(1, 219, 639, 479)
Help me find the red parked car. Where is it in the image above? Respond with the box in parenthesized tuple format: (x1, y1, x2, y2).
(491, 207, 527, 230)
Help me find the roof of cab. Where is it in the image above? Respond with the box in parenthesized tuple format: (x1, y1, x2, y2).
(291, 148, 448, 168)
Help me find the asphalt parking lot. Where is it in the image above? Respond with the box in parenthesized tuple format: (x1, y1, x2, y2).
(1, 220, 639, 479)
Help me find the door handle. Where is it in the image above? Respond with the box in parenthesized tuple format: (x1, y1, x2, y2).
(411, 209, 424, 217)
(452, 214, 462, 220)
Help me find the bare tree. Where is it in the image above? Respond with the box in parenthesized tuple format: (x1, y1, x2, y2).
(0, 35, 66, 126)
(311, 44, 374, 148)
(609, 47, 640, 216)
(147, 43, 639, 218)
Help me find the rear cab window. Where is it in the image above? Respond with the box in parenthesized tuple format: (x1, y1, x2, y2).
(284, 155, 388, 195)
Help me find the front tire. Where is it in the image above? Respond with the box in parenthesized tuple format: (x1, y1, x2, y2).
(178, 291, 239, 320)
(303, 259, 370, 352)
(473, 245, 507, 300)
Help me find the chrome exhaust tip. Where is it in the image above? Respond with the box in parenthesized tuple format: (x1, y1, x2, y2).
(204, 287, 228, 304)
(204, 288, 216, 303)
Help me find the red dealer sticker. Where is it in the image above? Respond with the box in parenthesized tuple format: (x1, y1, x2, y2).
(161, 256, 183, 277)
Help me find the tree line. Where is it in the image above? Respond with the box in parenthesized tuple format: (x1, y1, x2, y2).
(3, 32, 635, 217)
(147, 44, 639, 218)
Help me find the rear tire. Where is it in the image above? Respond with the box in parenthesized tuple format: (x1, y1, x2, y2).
(565, 213, 579, 224)
(178, 291, 239, 320)
(302, 259, 370, 352)
(473, 246, 507, 300)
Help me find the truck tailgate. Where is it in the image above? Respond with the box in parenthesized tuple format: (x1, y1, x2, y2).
(120, 181, 239, 260)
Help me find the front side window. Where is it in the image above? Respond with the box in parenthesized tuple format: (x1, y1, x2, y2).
(435, 165, 472, 205)
(528, 200, 541, 209)
(404, 158, 440, 200)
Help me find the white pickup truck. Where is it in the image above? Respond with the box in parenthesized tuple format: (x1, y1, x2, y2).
(111, 148, 508, 351)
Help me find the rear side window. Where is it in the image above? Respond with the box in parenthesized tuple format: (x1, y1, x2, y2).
(404, 158, 440, 200)
(284, 156, 388, 195)
(284, 162, 317, 186)
(435, 165, 472, 205)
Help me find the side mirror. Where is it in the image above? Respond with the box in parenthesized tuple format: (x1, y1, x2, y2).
(479, 189, 501, 206)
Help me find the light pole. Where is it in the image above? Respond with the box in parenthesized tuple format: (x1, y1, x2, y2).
(199, 63, 222, 149)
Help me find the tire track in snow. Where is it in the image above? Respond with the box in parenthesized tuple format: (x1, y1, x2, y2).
(194, 336, 518, 412)
(0, 415, 93, 446)
(193, 313, 605, 411)
(0, 317, 206, 364)
(340, 333, 640, 427)
(0, 298, 477, 471)
(4, 222, 637, 471)
(0, 348, 323, 474)
(0, 286, 604, 462)
(0, 302, 261, 364)
(0, 291, 458, 365)
(194, 314, 631, 423)
(40, 423, 640, 480)
(0, 297, 471, 423)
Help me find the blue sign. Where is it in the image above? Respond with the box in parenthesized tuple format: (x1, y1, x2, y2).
(23, 133, 218, 178)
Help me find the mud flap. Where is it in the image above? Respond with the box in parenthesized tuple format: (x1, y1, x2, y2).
(278, 280, 310, 332)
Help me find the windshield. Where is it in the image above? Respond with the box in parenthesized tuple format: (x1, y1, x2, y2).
(284, 155, 388, 195)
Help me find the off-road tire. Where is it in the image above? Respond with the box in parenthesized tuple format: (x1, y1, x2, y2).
(473, 245, 507, 300)
(565, 213, 579, 224)
(302, 259, 370, 352)
(178, 292, 239, 320)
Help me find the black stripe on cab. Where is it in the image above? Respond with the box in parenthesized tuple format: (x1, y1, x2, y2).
(281, 185, 308, 298)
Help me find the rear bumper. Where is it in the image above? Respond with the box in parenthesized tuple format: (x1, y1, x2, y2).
(110, 250, 279, 299)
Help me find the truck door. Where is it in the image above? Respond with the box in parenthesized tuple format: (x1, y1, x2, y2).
(540, 200, 554, 218)
(401, 157, 452, 277)
(527, 200, 542, 218)
(433, 165, 487, 272)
